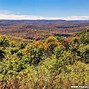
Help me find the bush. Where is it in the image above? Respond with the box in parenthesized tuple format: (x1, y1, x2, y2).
(17, 51, 23, 59)
(19, 42, 27, 49)
(0, 36, 9, 47)
(53, 45, 65, 59)
(0, 48, 5, 61)
(79, 45, 89, 63)
(10, 48, 19, 55)
(29, 47, 44, 66)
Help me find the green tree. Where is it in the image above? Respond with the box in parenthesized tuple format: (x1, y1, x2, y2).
(0, 48, 5, 61)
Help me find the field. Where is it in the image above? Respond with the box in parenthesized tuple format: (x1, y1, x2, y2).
(0, 20, 89, 89)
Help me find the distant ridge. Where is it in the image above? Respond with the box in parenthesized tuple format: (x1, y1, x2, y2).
(0, 19, 66, 23)
(0, 20, 89, 23)
(0, 20, 89, 26)
(68, 20, 89, 23)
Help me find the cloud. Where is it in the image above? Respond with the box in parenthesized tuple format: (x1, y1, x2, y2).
(63, 16, 89, 20)
(0, 10, 89, 20)
(0, 13, 46, 20)
(0, 10, 45, 20)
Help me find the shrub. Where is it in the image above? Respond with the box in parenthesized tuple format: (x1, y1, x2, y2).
(29, 47, 44, 66)
(0, 36, 9, 47)
(53, 45, 65, 59)
(17, 51, 23, 59)
(19, 42, 27, 49)
(0, 48, 5, 61)
(10, 48, 19, 55)
(79, 45, 89, 63)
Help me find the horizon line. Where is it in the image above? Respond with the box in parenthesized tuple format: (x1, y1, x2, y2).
(0, 19, 89, 21)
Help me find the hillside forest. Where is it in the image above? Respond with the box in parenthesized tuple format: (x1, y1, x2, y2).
(0, 29, 89, 89)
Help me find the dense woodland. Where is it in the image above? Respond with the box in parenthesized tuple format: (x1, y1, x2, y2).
(0, 29, 89, 89)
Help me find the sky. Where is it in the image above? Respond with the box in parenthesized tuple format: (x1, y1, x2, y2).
(0, 0, 89, 20)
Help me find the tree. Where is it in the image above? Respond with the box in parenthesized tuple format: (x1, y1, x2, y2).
(0, 36, 9, 47)
(29, 47, 44, 66)
(0, 48, 5, 61)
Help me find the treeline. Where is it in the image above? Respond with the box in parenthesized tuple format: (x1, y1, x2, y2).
(0, 30, 89, 89)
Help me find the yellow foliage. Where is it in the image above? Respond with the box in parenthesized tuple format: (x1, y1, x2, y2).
(22, 44, 31, 55)
(45, 36, 59, 43)
(31, 40, 47, 50)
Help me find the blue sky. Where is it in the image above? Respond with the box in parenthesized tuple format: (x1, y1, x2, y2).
(0, 0, 89, 20)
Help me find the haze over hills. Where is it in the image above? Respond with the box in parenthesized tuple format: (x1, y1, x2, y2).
(0, 19, 89, 23)
(0, 20, 89, 26)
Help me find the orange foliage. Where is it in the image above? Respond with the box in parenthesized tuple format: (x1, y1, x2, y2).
(31, 40, 47, 50)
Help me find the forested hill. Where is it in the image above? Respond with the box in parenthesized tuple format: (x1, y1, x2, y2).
(0, 20, 89, 40)
(0, 29, 89, 89)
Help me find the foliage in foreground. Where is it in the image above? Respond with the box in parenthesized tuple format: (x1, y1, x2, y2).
(0, 30, 89, 89)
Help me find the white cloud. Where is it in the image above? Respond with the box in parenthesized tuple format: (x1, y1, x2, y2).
(62, 16, 89, 20)
(0, 13, 46, 20)
(0, 10, 89, 20)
